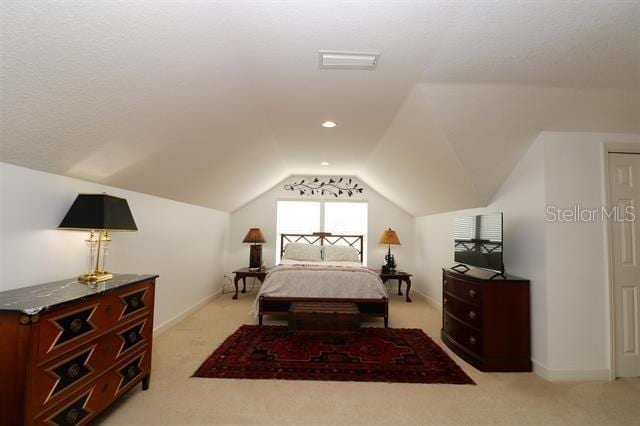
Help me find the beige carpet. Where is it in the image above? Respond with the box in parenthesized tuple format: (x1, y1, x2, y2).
(96, 289, 640, 425)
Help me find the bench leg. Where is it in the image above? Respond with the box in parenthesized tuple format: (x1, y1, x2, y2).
(259, 314, 263, 325)
(384, 316, 388, 328)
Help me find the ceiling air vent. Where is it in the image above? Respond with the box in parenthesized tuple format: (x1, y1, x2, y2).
(319, 51, 380, 70)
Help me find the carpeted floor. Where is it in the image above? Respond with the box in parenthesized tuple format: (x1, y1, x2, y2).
(95, 291, 640, 425)
(193, 325, 474, 384)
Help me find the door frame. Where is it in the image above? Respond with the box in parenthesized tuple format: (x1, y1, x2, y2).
(603, 142, 640, 380)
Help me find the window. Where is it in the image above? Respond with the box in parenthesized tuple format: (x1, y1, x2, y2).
(479, 213, 502, 242)
(454, 216, 476, 241)
(276, 201, 321, 264)
(324, 202, 368, 265)
(275, 200, 368, 264)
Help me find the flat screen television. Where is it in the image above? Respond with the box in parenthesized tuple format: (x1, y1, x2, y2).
(454, 213, 504, 274)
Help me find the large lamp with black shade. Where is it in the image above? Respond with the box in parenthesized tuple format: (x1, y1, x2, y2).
(59, 193, 138, 283)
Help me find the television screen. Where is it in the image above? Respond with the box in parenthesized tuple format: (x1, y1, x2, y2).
(454, 213, 503, 272)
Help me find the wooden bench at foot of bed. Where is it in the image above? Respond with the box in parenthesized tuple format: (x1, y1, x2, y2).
(288, 302, 360, 333)
(258, 296, 389, 328)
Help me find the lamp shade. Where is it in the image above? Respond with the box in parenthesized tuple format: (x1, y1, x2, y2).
(243, 228, 266, 244)
(378, 228, 400, 245)
(59, 194, 138, 231)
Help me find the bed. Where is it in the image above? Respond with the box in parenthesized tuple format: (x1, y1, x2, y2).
(256, 233, 389, 327)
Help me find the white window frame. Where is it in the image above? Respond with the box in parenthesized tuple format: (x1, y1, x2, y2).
(275, 199, 368, 265)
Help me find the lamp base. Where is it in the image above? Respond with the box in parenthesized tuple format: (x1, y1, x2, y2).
(79, 271, 113, 283)
(249, 245, 262, 269)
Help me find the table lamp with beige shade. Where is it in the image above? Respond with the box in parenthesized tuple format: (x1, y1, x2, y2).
(243, 228, 266, 270)
(378, 227, 400, 273)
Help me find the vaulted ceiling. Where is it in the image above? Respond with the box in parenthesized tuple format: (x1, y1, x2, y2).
(1, 1, 639, 216)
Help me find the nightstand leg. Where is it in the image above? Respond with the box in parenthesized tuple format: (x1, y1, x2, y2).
(405, 278, 412, 303)
(241, 277, 247, 293)
(397, 279, 403, 296)
(233, 276, 240, 299)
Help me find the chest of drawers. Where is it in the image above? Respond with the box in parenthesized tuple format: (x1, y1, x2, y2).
(0, 274, 157, 425)
(441, 268, 531, 372)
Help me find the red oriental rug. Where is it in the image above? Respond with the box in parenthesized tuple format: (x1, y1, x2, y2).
(193, 325, 474, 385)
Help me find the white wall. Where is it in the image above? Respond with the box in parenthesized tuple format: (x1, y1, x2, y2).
(0, 162, 229, 331)
(414, 137, 548, 367)
(542, 132, 640, 377)
(414, 131, 640, 380)
(229, 176, 414, 274)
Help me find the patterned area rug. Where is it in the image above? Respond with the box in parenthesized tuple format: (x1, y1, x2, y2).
(193, 325, 474, 385)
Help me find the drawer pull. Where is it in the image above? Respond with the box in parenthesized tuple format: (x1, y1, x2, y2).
(468, 311, 476, 320)
(66, 408, 80, 424)
(469, 336, 477, 345)
(50, 351, 91, 396)
(102, 344, 110, 354)
(67, 363, 81, 379)
(443, 298, 448, 305)
(102, 383, 109, 393)
(47, 393, 90, 425)
(69, 318, 83, 333)
(127, 365, 137, 378)
(119, 322, 145, 352)
(53, 307, 96, 346)
(122, 290, 147, 316)
(468, 289, 476, 298)
(105, 304, 113, 314)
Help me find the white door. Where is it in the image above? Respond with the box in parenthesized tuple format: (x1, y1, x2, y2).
(609, 153, 640, 378)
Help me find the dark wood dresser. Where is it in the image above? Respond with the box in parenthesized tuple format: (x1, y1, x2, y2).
(0, 274, 158, 425)
(441, 268, 531, 372)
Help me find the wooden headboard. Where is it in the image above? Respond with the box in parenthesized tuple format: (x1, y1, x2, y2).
(280, 232, 364, 262)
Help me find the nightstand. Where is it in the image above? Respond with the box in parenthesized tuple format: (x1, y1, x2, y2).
(232, 268, 268, 299)
(379, 270, 413, 302)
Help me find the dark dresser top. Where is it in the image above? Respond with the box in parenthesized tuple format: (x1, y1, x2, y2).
(443, 267, 527, 282)
(0, 274, 158, 315)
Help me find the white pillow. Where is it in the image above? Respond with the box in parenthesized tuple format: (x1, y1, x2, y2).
(323, 245, 361, 262)
(282, 243, 323, 262)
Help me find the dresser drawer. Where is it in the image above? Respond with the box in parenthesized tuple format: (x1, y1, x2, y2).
(36, 280, 154, 362)
(443, 313, 482, 354)
(443, 274, 481, 304)
(36, 349, 151, 426)
(29, 317, 152, 415)
(443, 293, 482, 329)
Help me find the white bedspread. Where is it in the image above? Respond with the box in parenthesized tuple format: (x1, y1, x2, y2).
(253, 262, 388, 314)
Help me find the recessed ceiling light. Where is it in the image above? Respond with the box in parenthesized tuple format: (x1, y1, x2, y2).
(320, 162, 330, 166)
(322, 121, 336, 128)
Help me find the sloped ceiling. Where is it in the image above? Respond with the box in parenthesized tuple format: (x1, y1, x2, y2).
(1, 1, 639, 216)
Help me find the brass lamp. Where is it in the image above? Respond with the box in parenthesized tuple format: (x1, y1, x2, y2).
(59, 193, 138, 283)
(243, 228, 266, 269)
(378, 228, 401, 273)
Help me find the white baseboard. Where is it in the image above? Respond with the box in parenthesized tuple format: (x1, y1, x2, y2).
(153, 288, 222, 337)
(412, 288, 442, 310)
(532, 359, 611, 381)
